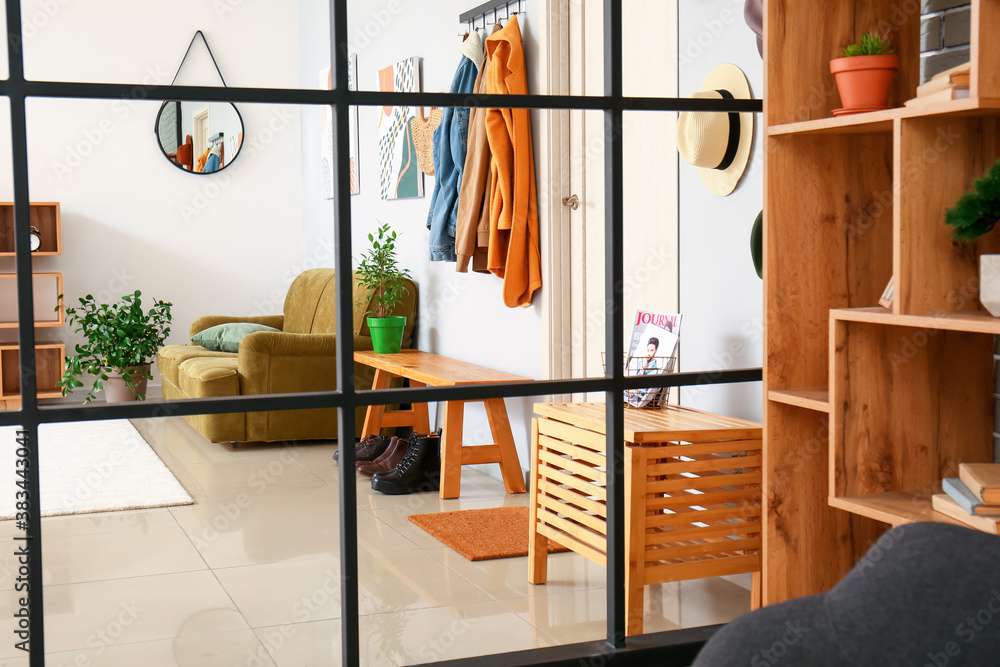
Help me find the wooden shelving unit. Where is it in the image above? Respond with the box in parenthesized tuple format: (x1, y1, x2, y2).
(764, 0, 1000, 604)
(0, 202, 66, 409)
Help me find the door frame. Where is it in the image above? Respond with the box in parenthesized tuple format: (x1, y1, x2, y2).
(539, 0, 680, 390)
(538, 0, 573, 389)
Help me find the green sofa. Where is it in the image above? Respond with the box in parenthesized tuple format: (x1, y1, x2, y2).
(156, 268, 417, 443)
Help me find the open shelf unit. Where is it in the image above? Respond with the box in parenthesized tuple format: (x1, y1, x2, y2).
(0, 273, 64, 327)
(0, 202, 61, 255)
(764, 0, 1000, 604)
(0, 343, 66, 409)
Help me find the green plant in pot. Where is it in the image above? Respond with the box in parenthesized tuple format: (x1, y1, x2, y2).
(355, 222, 412, 354)
(56, 290, 172, 403)
(944, 158, 1000, 316)
(830, 31, 898, 114)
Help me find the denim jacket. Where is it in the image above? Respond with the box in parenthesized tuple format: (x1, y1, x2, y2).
(426, 53, 480, 262)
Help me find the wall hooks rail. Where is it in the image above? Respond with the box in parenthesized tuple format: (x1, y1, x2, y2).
(459, 0, 526, 33)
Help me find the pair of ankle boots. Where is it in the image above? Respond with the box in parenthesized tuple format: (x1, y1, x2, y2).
(341, 431, 442, 495)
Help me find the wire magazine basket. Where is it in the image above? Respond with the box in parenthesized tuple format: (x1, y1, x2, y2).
(601, 353, 679, 409)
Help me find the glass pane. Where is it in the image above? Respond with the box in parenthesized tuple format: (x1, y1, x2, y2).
(0, 7, 8, 80)
(34, 416, 337, 663)
(19, 0, 301, 88)
(622, 0, 679, 98)
(676, 0, 764, 421)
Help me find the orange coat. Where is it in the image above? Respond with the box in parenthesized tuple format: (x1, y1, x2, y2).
(485, 16, 542, 308)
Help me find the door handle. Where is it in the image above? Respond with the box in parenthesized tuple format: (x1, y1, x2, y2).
(562, 195, 580, 210)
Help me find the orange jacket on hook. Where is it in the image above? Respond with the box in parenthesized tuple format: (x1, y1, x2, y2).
(485, 15, 542, 308)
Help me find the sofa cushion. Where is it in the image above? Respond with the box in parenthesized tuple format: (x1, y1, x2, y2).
(192, 322, 281, 353)
(157, 344, 236, 387)
(178, 357, 240, 398)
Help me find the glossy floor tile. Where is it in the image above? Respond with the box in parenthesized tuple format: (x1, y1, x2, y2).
(12, 416, 752, 663)
(39, 516, 207, 586)
(44, 629, 277, 667)
(257, 600, 557, 667)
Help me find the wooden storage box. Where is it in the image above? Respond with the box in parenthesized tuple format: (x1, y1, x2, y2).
(528, 402, 762, 636)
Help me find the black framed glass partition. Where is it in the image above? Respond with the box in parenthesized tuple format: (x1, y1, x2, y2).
(1, 0, 762, 664)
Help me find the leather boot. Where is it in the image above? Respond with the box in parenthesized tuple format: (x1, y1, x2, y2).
(357, 436, 407, 476)
(371, 431, 441, 495)
(334, 435, 390, 464)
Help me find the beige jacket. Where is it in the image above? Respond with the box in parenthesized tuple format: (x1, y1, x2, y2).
(454, 24, 501, 274)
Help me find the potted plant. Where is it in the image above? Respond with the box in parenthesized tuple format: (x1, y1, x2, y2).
(830, 31, 899, 113)
(355, 222, 412, 353)
(944, 158, 1000, 316)
(56, 290, 172, 403)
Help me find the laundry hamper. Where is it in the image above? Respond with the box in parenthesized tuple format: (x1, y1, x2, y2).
(528, 402, 762, 636)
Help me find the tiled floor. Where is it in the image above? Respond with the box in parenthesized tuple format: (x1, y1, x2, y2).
(0, 416, 751, 666)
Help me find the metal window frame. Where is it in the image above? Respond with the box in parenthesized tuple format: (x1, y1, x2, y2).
(1, 1, 763, 665)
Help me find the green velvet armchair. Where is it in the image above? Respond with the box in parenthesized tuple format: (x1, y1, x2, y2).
(156, 268, 417, 443)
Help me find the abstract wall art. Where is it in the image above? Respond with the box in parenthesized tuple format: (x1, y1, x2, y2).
(376, 56, 423, 200)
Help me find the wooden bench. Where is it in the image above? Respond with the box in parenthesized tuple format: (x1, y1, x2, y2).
(354, 349, 529, 499)
(528, 402, 763, 636)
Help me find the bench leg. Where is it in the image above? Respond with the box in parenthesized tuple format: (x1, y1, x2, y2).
(751, 571, 762, 610)
(361, 368, 392, 437)
(409, 380, 431, 435)
(484, 398, 526, 494)
(439, 401, 465, 499)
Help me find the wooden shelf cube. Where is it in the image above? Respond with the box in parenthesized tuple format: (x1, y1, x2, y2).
(0, 274, 64, 327)
(0, 202, 61, 255)
(895, 115, 1000, 314)
(830, 317, 994, 499)
(0, 343, 65, 409)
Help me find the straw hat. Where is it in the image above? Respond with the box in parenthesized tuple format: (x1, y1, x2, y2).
(411, 108, 443, 175)
(677, 64, 754, 197)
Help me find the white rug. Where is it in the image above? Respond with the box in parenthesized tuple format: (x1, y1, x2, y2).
(1, 419, 193, 519)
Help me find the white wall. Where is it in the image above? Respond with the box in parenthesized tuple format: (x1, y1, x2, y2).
(299, 0, 543, 476)
(0, 1, 305, 394)
(677, 0, 764, 422)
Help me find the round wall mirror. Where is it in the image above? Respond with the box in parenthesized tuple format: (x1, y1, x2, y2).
(155, 101, 244, 174)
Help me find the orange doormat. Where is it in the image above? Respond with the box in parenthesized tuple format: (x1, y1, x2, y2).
(408, 506, 571, 561)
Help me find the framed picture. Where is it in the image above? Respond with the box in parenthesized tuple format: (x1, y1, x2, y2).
(320, 54, 360, 199)
(376, 56, 423, 200)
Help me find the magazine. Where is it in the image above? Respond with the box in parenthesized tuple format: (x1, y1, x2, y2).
(625, 310, 681, 407)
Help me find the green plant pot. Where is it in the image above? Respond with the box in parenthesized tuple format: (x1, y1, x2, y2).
(368, 316, 406, 354)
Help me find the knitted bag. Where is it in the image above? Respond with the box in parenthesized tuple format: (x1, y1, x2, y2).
(410, 107, 444, 175)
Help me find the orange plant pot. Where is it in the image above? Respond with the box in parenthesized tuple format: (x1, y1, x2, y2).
(830, 55, 899, 110)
